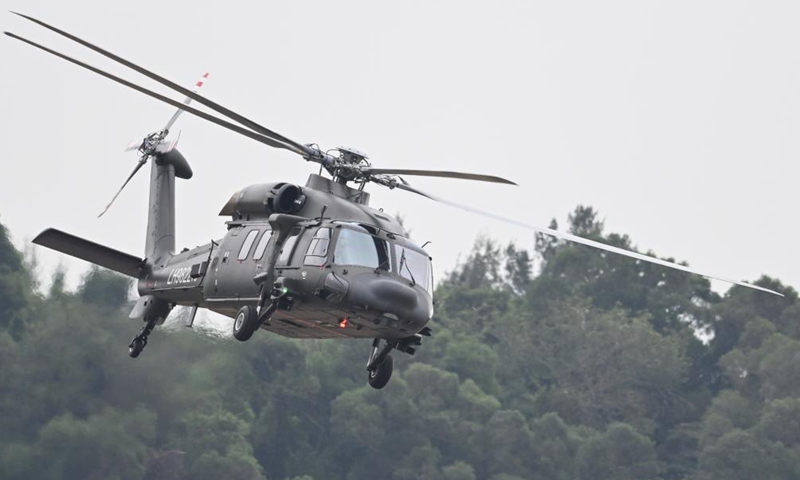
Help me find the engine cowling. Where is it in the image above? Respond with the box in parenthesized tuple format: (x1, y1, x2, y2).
(218, 182, 306, 219)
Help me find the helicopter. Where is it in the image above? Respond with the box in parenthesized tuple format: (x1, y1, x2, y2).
(6, 13, 782, 389)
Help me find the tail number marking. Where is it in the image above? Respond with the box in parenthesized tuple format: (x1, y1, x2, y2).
(167, 267, 194, 285)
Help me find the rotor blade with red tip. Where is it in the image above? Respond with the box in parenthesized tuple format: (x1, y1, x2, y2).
(163, 72, 209, 133)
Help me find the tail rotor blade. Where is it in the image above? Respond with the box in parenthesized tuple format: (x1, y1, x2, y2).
(163, 72, 209, 133)
(124, 139, 140, 152)
(98, 159, 147, 218)
(125, 73, 204, 154)
(161, 130, 181, 153)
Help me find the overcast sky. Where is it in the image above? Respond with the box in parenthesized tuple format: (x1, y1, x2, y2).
(1, 0, 798, 295)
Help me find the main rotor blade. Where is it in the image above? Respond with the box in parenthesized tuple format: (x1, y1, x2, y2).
(98, 159, 147, 218)
(11, 12, 311, 157)
(4, 31, 299, 153)
(363, 168, 516, 185)
(394, 183, 783, 296)
(394, 182, 437, 199)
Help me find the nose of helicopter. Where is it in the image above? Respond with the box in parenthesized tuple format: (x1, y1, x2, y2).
(347, 273, 432, 330)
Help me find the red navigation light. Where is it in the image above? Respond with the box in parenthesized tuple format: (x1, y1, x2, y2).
(339, 318, 349, 329)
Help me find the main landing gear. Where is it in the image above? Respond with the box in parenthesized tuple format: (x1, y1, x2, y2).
(366, 327, 432, 389)
(232, 297, 282, 341)
(128, 315, 158, 358)
(233, 280, 291, 341)
(232, 305, 260, 341)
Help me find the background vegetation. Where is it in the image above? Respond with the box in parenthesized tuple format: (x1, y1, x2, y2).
(0, 206, 798, 480)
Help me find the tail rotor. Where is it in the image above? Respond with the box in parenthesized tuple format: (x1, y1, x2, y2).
(98, 72, 209, 218)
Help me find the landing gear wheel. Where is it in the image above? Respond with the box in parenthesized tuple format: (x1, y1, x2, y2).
(127, 315, 159, 359)
(368, 354, 393, 389)
(233, 305, 259, 341)
(128, 337, 146, 358)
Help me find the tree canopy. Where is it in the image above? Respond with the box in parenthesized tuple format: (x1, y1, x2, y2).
(0, 207, 797, 479)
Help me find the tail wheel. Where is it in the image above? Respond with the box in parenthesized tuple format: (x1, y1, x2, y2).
(368, 354, 393, 389)
(233, 305, 258, 341)
(128, 337, 145, 358)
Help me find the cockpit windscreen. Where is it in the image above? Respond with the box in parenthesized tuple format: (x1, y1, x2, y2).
(333, 228, 391, 271)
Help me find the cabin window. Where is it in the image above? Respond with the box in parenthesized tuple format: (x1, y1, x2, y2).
(304, 228, 331, 266)
(253, 230, 273, 260)
(237, 230, 260, 261)
(334, 228, 390, 271)
(276, 229, 301, 266)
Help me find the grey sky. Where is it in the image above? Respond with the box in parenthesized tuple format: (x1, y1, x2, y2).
(1, 1, 797, 293)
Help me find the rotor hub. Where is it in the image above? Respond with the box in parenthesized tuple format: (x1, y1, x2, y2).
(337, 146, 369, 165)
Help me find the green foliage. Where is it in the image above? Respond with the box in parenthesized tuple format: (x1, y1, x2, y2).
(442, 335, 500, 393)
(502, 303, 687, 434)
(79, 266, 131, 309)
(577, 423, 661, 480)
(442, 461, 476, 480)
(32, 407, 155, 480)
(444, 236, 503, 290)
(0, 219, 34, 338)
(755, 398, 800, 446)
(696, 430, 791, 480)
(0, 206, 798, 479)
(189, 450, 264, 480)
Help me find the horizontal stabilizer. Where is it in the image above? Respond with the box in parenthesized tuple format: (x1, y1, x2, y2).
(33, 228, 144, 278)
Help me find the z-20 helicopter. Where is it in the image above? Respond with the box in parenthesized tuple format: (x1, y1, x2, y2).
(6, 13, 781, 389)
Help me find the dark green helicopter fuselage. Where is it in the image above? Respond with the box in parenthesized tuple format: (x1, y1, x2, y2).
(138, 172, 434, 340)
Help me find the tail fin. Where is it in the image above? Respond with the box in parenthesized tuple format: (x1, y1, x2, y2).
(33, 228, 144, 278)
(145, 149, 192, 265)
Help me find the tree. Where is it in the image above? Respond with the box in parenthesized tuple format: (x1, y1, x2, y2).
(0, 219, 33, 338)
(30, 408, 156, 480)
(504, 243, 532, 295)
(442, 335, 500, 394)
(568, 206, 604, 239)
(78, 266, 131, 309)
(444, 236, 503, 290)
(482, 410, 536, 478)
(175, 409, 264, 480)
(577, 423, 660, 480)
(529, 413, 582, 480)
(696, 430, 785, 480)
(755, 398, 800, 446)
(710, 277, 797, 360)
(442, 461, 476, 480)
(0, 210, 797, 480)
(503, 304, 687, 434)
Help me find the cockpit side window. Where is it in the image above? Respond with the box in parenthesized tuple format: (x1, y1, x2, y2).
(304, 228, 331, 267)
(253, 229, 273, 261)
(237, 229, 260, 261)
(395, 244, 432, 292)
(375, 238, 391, 272)
(334, 228, 390, 271)
(276, 228, 301, 266)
